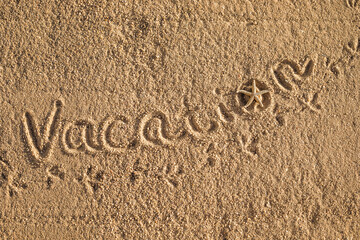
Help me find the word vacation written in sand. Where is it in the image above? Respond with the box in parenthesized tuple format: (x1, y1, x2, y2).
(21, 35, 360, 162)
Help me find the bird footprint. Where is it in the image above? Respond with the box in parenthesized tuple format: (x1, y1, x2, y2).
(76, 166, 105, 195)
(237, 134, 258, 156)
(159, 164, 184, 188)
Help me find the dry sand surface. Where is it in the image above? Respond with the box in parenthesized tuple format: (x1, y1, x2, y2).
(0, 0, 359, 239)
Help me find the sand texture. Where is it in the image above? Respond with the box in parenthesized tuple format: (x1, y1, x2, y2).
(0, 0, 359, 239)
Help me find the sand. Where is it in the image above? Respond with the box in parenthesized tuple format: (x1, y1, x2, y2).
(0, 0, 359, 239)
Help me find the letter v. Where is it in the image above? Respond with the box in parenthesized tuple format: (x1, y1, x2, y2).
(22, 99, 63, 161)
